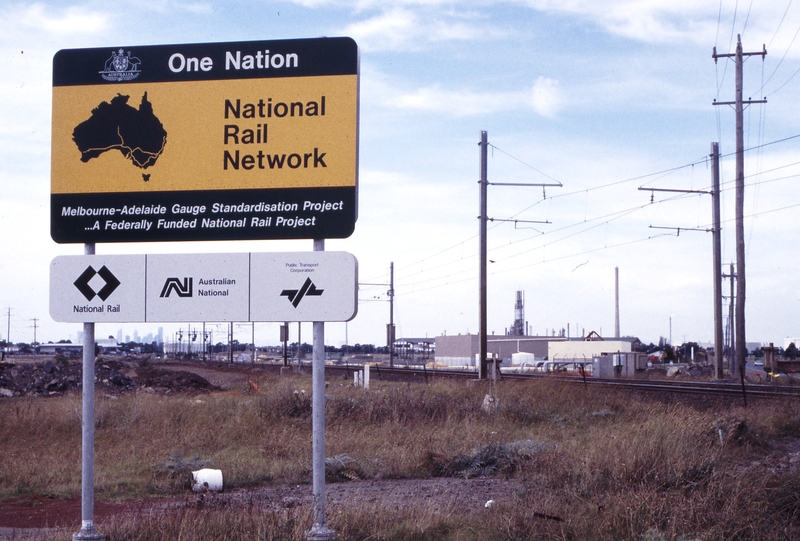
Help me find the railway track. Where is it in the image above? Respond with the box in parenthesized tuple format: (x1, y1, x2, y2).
(324, 363, 800, 400)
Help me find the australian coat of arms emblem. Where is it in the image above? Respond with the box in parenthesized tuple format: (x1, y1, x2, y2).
(100, 49, 141, 82)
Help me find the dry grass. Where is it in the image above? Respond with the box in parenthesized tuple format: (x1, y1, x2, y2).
(1, 373, 799, 540)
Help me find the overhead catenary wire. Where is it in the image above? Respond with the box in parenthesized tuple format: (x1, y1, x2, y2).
(398, 136, 800, 286)
(396, 136, 800, 295)
(394, 130, 800, 289)
(401, 194, 800, 297)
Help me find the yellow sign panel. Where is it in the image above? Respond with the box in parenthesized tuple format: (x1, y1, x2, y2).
(51, 37, 359, 243)
(52, 76, 357, 194)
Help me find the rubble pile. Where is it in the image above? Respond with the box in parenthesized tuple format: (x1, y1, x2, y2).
(0, 356, 217, 397)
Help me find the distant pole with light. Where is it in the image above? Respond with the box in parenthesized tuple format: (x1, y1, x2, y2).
(389, 261, 395, 368)
(614, 268, 620, 339)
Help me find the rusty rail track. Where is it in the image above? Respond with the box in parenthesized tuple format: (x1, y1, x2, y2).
(325, 364, 800, 400)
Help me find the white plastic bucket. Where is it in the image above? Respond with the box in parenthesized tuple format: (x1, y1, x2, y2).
(191, 468, 223, 492)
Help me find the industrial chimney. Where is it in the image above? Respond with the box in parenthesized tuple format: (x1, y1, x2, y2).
(512, 291, 525, 336)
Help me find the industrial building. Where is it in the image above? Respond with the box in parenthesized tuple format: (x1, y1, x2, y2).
(434, 331, 640, 368)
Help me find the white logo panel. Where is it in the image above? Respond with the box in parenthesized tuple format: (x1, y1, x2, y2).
(250, 252, 357, 322)
(145, 253, 250, 322)
(51, 251, 357, 323)
(50, 255, 146, 323)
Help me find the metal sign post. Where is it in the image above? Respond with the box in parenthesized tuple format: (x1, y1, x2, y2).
(306, 238, 335, 540)
(73, 243, 102, 541)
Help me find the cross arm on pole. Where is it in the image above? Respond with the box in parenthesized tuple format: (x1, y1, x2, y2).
(649, 225, 712, 235)
(638, 187, 712, 195)
(487, 218, 551, 224)
(488, 182, 563, 187)
(713, 98, 767, 107)
(713, 43, 767, 62)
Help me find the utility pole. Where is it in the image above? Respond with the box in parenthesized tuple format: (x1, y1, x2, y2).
(711, 143, 724, 379)
(477, 130, 560, 379)
(713, 35, 767, 376)
(6, 307, 11, 349)
(639, 167, 724, 378)
(479, 131, 489, 379)
(31, 318, 38, 346)
(614, 268, 620, 339)
(229, 322, 233, 364)
(723, 263, 736, 373)
(388, 262, 395, 368)
(361, 269, 395, 367)
(281, 322, 289, 366)
(30, 317, 38, 359)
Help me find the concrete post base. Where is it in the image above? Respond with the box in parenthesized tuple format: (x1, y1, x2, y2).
(73, 527, 103, 541)
(305, 524, 336, 540)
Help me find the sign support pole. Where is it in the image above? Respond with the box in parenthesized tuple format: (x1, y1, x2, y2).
(306, 238, 335, 540)
(74, 242, 102, 541)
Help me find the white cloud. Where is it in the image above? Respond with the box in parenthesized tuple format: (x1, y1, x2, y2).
(343, 7, 421, 51)
(361, 64, 556, 118)
(516, 0, 711, 42)
(2, 3, 108, 36)
(385, 79, 566, 118)
(291, 0, 482, 8)
(341, 6, 499, 51)
(530, 76, 562, 118)
(519, 0, 800, 47)
(128, 0, 214, 15)
(394, 84, 519, 115)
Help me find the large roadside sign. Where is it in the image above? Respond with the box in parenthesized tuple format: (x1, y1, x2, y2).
(51, 37, 358, 243)
(50, 251, 358, 322)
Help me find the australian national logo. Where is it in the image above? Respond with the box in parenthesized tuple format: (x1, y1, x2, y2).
(100, 49, 141, 82)
(160, 277, 193, 298)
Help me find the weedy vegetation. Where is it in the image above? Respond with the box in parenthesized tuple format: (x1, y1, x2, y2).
(1, 370, 799, 540)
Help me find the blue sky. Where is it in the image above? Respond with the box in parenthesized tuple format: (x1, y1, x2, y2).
(2, 1, 800, 350)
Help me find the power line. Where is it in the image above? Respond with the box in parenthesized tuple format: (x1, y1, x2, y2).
(397, 156, 800, 295)
(397, 151, 800, 290)
(487, 143, 562, 184)
(741, 0, 755, 38)
(394, 133, 800, 290)
(759, 23, 800, 95)
(767, 0, 794, 49)
(399, 194, 800, 298)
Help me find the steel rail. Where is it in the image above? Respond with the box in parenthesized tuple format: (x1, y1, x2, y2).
(325, 364, 800, 399)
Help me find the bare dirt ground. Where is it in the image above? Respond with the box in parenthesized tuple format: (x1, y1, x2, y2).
(0, 477, 527, 539)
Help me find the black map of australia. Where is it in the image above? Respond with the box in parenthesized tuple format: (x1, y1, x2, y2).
(72, 92, 167, 170)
